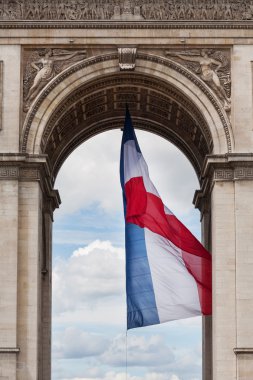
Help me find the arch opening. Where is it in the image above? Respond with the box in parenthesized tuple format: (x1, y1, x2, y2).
(18, 53, 225, 380)
(40, 72, 213, 182)
(21, 52, 234, 187)
(52, 129, 202, 380)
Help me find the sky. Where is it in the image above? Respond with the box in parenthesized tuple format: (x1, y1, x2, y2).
(52, 129, 202, 380)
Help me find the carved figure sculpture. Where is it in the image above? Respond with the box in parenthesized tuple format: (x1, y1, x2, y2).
(166, 49, 231, 110)
(24, 48, 86, 111)
(1, 0, 253, 21)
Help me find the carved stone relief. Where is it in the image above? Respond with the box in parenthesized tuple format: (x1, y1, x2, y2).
(165, 49, 231, 112)
(38, 73, 213, 178)
(23, 48, 86, 112)
(0, 61, 3, 130)
(1, 0, 253, 21)
(21, 51, 232, 159)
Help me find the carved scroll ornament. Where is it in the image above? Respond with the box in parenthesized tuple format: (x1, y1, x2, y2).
(1, 0, 253, 22)
(165, 49, 231, 112)
(23, 48, 86, 112)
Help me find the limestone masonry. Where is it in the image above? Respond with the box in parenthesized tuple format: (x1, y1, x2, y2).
(1, 1, 253, 379)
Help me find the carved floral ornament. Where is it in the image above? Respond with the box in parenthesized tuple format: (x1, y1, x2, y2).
(1, 0, 253, 22)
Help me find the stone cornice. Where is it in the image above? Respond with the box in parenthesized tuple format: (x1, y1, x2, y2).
(234, 348, 253, 355)
(0, 154, 61, 211)
(201, 153, 253, 178)
(1, 21, 253, 30)
(0, 348, 20, 354)
(193, 154, 253, 212)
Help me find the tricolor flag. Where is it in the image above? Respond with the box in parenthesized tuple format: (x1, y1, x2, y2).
(120, 107, 212, 330)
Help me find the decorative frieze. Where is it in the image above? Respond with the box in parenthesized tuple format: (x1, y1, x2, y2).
(235, 167, 253, 179)
(193, 154, 253, 212)
(165, 49, 231, 112)
(0, 0, 253, 22)
(214, 166, 253, 181)
(0, 156, 60, 210)
(0, 166, 19, 179)
(0, 166, 39, 180)
(214, 168, 234, 180)
(19, 167, 40, 180)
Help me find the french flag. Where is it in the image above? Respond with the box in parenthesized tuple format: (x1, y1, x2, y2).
(120, 107, 212, 330)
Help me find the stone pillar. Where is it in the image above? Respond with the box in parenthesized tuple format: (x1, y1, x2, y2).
(0, 165, 19, 379)
(202, 201, 212, 380)
(0, 156, 59, 380)
(211, 178, 237, 380)
(17, 178, 43, 380)
(16, 159, 59, 380)
(39, 204, 53, 380)
(195, 154, 253, 380)
(0, 44, 21, 380)
(194, 193, 212, 380)
(233, 174, 253, 379)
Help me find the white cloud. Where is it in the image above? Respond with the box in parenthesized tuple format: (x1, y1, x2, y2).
(53, 327, 109, 359)
(72, 240, 123, 257)
(170, 376, 180, 380)
(101, 334, 174, 367)
(54, 130, 199, 219)
(53, 240, 125, 317)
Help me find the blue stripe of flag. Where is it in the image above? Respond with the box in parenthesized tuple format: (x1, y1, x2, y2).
(120, 106, 160, 329)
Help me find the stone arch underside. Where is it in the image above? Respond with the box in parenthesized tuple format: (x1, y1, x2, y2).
(21, 53, 233, 182)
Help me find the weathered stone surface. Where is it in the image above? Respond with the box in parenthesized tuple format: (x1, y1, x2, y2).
(1, 7, 253, 380)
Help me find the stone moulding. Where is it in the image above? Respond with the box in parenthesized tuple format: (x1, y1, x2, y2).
(0, 61, 3, 131)
(193, 153, 253, 212)
(0, 154, 61, 210)
(0, 348, 20, 353)
(21, 52, 232, 156)
(2, 20, 253, 29)
(234, 348, 253, 354)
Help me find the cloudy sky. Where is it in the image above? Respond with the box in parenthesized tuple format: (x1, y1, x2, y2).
(52, 129, 202, 380)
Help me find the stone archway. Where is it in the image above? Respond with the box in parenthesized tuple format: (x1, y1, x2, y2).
(17, 52, 230, 380)
(1, 43, 253, 380)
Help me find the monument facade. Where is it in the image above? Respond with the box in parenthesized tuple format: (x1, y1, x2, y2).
(0, 1, 253, 379)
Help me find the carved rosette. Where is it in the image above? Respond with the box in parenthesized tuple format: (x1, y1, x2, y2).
(1, 1, 253, 21)
(165, 48, 231, 112)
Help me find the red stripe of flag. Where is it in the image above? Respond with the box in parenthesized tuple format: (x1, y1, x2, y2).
(125, 176, 212, 315)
